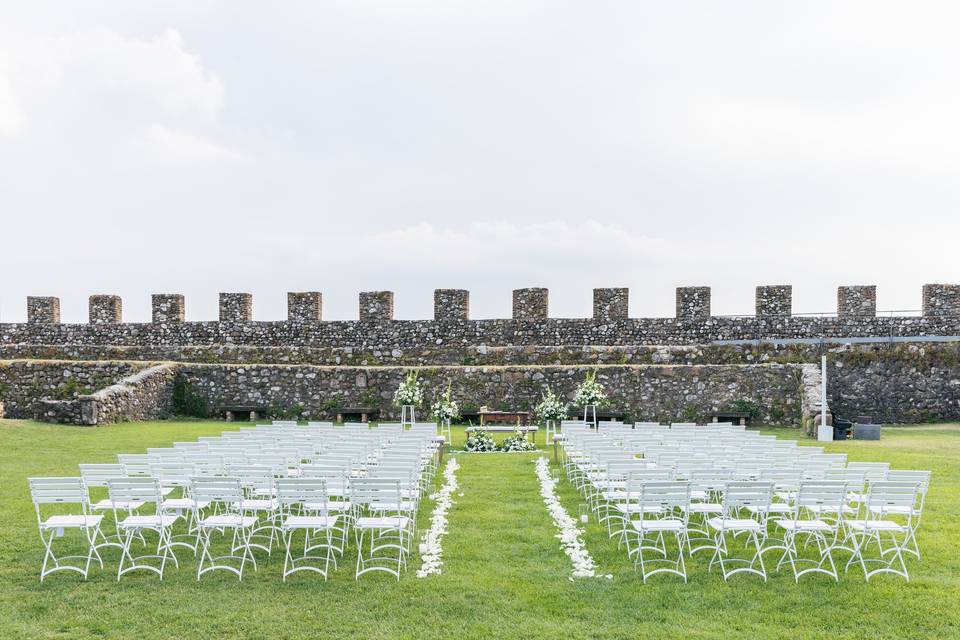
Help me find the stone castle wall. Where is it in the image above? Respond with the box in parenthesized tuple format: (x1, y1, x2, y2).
(4, 284, 958, 352)
(2, 283, 960, 426)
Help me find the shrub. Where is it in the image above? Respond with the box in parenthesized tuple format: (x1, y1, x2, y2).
(171, 377, 208, 418)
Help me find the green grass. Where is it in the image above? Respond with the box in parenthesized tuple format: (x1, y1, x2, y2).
(1, 419, 958, 639)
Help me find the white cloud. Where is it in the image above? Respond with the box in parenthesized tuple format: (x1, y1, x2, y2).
(0, 26, 223, 136)
(143, 123, 240, 163)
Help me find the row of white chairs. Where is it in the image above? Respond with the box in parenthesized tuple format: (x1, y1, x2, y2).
(29, 422, 443, 582)
(561, 425, 931, 583)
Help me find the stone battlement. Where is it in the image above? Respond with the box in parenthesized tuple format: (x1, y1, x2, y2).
(3, 284, 959, 349)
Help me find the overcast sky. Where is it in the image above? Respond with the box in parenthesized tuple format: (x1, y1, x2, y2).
(1, 2, 958, 323)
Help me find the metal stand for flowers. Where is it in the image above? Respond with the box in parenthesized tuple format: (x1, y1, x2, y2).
(439, 418, 452, 449)
(401, 405, 416, 427)
(544, 419, 557, 445)
(583, 404, 598, 430)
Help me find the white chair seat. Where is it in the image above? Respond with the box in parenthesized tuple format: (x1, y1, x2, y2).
(92, 499, 145, 511)
(774, 519, 833, 532)
(118, 514, 180, 528)
(601, 490, 640, 501)
(368, 501, 416, 512)
(614, 504, 662, 515)
(745, 502, 792, 514)
(356, 516, 410, 530)
(161, 498, 211, 510)
(632, 518, 685, 532)
(706, 517, 763, 532)
(199, 514, 258, 528)
(687, 502, 722, 514)
(241, 498, 278, 511)
(282, 515, 340, 530)
(846, 519, 907, 533)
(868, 505, 915, 516)
(41, 514, 103, 529)
(304, 500, 351, 512)
(807, 503, 856, 515)
(690, 490, 709, 501)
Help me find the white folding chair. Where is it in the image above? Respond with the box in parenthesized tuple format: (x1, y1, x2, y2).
(624, 481, 690, 582)
(352, 478, 412, 580)
(845, 481, 921, 581)
(107, 477, 181, 580)
(773, 481, 848, 582)
(79, 463, 142, 551)
(707, 481, 774, 581)
(191, 477, 259, 580)
(885, 470, 931, 559)
(277, 478, 340, 581)
(28, 477, 104, 581)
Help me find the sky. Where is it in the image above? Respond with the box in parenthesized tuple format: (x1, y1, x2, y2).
(1, 1, 958, 323)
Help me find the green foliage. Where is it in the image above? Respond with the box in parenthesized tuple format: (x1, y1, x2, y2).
(731, 399, 763, 419)
(679, 404, 700, 422)
(170, 376, 208, 418)
(271, 403, 305, 420)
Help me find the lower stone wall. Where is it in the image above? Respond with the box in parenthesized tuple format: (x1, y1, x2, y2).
(829, 344, 960, 423)
(0, 360, 146, 419)
(176, 363, 804, 424)
(84, 364, 177, 425)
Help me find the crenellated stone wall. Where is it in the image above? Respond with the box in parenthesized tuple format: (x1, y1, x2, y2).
(3, 283, 960, 427)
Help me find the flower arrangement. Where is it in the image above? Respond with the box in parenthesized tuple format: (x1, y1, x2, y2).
(464, 429, 498, 452)
(573, 370, 607, 407)
(501, 428, 537, 452)
(535, 387, 569, 423)
(393, 371, 424, 407)
(430, 384, 460, 423)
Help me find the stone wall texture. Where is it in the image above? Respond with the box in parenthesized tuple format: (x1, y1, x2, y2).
(89, 295, 122, 324)
(287, 292, 322, 322)
(0, 360, 147, 419)
(220, 293, 253, 322)
(676, 287, 711, 321)
(27, 297, 60, 324)
(923, 284, 960, 317)
(838, 286, 877, 318)
(359, 291, 394, 322)
(593, 288, 629, 321)
(434, 289, 470, 321)
(513, 288, 548, 320)
(152, 294, 185, 323)
(756, 285, 792, 318)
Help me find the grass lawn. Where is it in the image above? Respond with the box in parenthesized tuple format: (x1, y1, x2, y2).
(1, 419, 958, 639)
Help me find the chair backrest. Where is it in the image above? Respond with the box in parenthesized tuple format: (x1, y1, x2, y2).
(847, 461, 889, 482)
(79, 463, 126, 487)
(190, 477, 244, 511)
(107, 477, 163, 509)
(886, 470, 931, 492)
(864, 481, 921, 517)
(29, 477, 87, 505)
(350, 478, 401, 511)
(722, 481, 774, 515)
(792, 481, 848, 518)
(276, 478, 328, 513)
(638, 481, 690, 517)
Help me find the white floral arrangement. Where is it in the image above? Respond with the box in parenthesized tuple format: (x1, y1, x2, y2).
(393, 371, 424, 407)
(501, 428, 536, 452)
(535, 387, 569, 423)
(573, 370, 607, 407)
(430, 384, 460, 423)
(533, 457, 609, 579)
(416, 457, 459, 577)
(464, 429, 498, 452)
